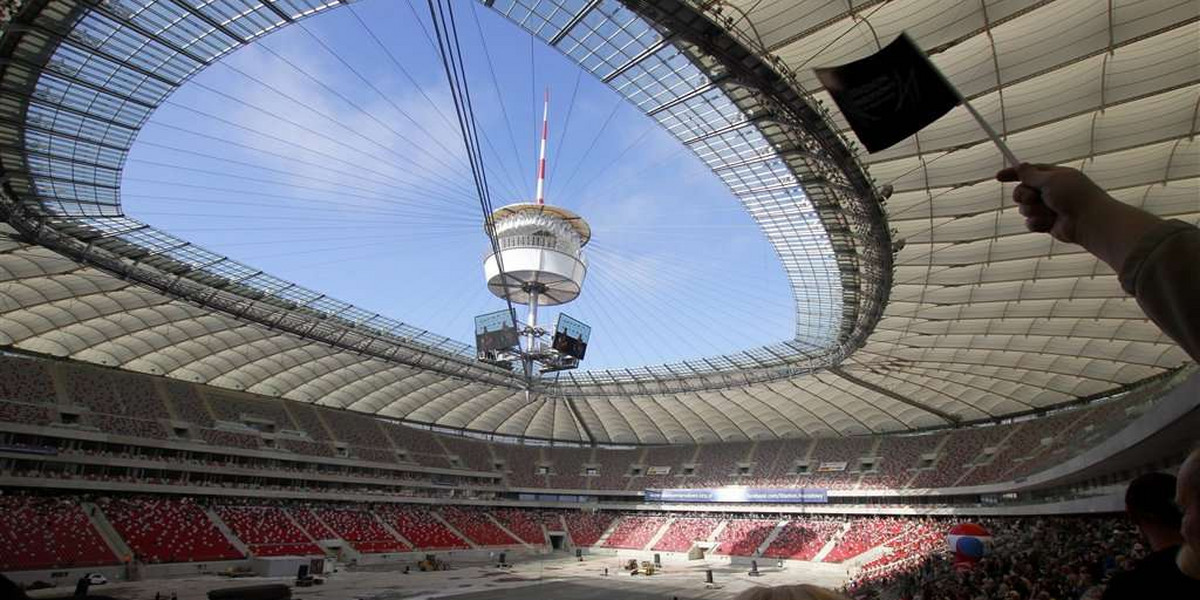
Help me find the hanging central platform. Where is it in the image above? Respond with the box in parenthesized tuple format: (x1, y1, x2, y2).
(482, 203, 591, 306)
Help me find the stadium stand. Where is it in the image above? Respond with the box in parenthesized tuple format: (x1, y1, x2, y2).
(651, 516, 720, 552)
(0, 356, 57, 404)
(562, 511, 616, 547)
(312, 508, 408, 553)
(198, 427, 261, 450)
(0, 496, 116, 571)
(99, 497, 243, 563)
(748, 438, 815, 486)
(908, 426, 1011, 488)
(638, 445, 695, 488)
(0, 400, 53, 426)
(590, 447, 637, 490)
(278, 438, 335, 457)
(439, 435, 493, 472)
(162, 381, 214, 427)
(601, 515, 666, 549)
(214, 505, 323, 557)
(65, 368, 169, 420)
(713, 518, 778, 556)
(382, 423, 451, 468)
(321, 408, 392, 449)
(290, 508, 338, 541)
(691, 441, 753, 487)
(490, 508, 546, 545)
(491, 443, 543, 488)
(824, 517, 908, 563)
(859, 433, 942, 489)
(88, 413, 167, 439)
(205, 391, 293, 431)
(545, 446, 589, 490)
(376, 506, 469, 549)
(439, 506, 518, 546)
(762, 519, 841, 560)
(284, 403, 333, 440)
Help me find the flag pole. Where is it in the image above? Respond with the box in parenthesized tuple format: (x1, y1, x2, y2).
(959, 96, 1020, 167)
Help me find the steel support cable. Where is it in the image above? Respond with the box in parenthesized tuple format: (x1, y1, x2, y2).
(133, 133, 479, 213)
(551, 96, 625, 198)
(546, 67, 584, 195)
(426, 0, 525, 381)
(120, 180, 478, 224)
(176, 76, 479, 203)
(144, 116, 475, 209)
(400, 0, 527, 201)
(223, 42, 477, 195)
(159, 99, 477, 210)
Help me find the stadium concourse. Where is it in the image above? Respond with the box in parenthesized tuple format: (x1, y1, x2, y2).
(1, 0, 1199, 599)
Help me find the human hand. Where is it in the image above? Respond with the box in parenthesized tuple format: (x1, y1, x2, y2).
(995, 163, 1112, 245)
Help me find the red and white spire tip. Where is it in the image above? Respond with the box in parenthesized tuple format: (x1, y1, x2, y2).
(535, 87, 549, 206)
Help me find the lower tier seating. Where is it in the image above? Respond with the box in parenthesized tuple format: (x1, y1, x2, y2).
(100, 497, 243, 563)
(0, 496, 116, 571)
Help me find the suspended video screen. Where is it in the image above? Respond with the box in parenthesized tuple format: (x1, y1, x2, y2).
(552, 313, 591, 360)
(474, 309, 519, 356)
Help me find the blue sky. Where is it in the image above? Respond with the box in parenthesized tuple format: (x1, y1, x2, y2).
(121, 0, 794, 370)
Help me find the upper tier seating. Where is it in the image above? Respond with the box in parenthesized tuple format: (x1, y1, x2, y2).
(859, 433, 943, 489)
(100, 497, 243, 563)
(89, 414, 167, 439)
(438, 435, 493, 472)
(490, 508, 545, 545)
(206, 391, 294, 430)
(0, 496, 116, 571)
(824, 517, 907, 563)
(352, 446, 398, 463)
(652, 517, 719, 552)
(65, 368, 169, 420)
(290, 508, 338, 540)
(545, 447, 589, 490)
(199, 427, 261, 449)
(591, 448, 637, 490)
(279, 438, 334, 457)
(492, 443, 543, 488)
(382, 423, 452, 468)
(320, 408, 392, 449)
(440, 506, 518, 547)
(0, 400, 53, 426)
(762, 519, 841, 560)
(908, 426, 1010, 489)
(747, 438, 814, 486)
(376, 506, 469, 549)
(163, 382, 214, 427)
(638, 446, 696, 488)
(601, 515, 667, 549)
(714, 519, 778, 556)
(0, 356, 57, 404)
(691, 441, 753, 487)
(284, 403, 332, 440)
(215, 505, 323, 557)
(313, 508, 409, 554)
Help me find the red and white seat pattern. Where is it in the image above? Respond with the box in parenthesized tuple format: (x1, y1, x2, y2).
(290, 508, 338, 541)
(762, 519, 841, 561)
(215, 505, 323, 557)
(713, 519, 778, 556)
(313, 508, 409, 554)
(100, 497, 242, 563)
(439, 506, 518, 547)
(0, 496, 116, 571)
(601, 515, 667, 549)
(377, 506, 469, 549)
(490, 508, 546, 545)
(824, 517, 908, 563)
(563, 511, 616, 546)
(652, 517, 719, 552)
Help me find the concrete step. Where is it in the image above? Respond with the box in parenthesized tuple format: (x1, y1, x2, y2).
(643, 517, 675, 551)
(80, 501, 132, 561)
(433, 511, 478, 549)
(593, 515, 623, 547)
(373, 511, 415, 550)
(204, 507, 251, 558)
(755, 520, 789, 558)
(484, 512, 532, 549)
(812, 521, 850, 563)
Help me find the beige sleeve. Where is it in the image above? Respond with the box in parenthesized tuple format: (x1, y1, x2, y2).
(1118, 219, 1200, 363)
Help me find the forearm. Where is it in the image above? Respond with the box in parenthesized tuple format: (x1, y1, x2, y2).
(1115, 219, 1200, 363)
(1072, 195, 1166, 275)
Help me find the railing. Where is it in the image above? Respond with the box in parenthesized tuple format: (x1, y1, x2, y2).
(483, 235, 586, 263)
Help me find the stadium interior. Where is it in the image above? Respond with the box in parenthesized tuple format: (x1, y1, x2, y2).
(1, 0, 1198, 599)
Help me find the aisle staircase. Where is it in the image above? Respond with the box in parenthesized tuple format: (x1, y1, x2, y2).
(485, 512, 533, 549)
(204, 507, 250, 557)
(433, 511, 479, 549)
(754, 520, 789, 557)
(812, 521, 851, 562)
(80, 501, 132, 561)
(642, 517, 676, 551)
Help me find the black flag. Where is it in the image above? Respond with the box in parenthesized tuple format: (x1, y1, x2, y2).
(815, 33, 961, 153)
